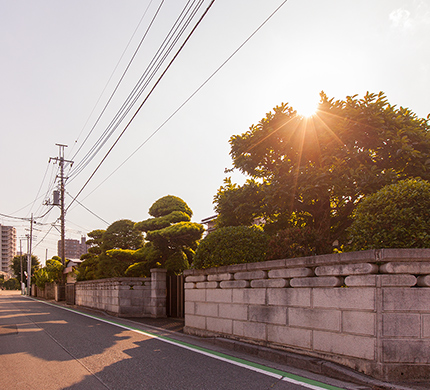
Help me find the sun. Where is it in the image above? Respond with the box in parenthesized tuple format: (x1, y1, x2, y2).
(290, 94, 319, 118)
(294, 99, 319, 118)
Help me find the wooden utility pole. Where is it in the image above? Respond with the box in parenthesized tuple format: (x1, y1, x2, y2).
(26, 214, 33, 296)
(49, 144, 73, 266)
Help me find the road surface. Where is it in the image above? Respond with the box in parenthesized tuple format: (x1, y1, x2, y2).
(0, 291, 365, 390)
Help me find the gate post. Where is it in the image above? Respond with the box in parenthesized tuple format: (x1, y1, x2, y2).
(149, 268, 167, 318)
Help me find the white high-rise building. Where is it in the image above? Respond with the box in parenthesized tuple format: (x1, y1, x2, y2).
(0, 224, 17, 275)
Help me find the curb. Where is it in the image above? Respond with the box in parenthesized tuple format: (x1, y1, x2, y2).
(201, 337, 421, 390)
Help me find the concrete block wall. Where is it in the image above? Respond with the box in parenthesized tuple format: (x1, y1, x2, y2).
(183, 249, 430, 381)
(36, 282, 56, 300)
(75, 277, 152, 317)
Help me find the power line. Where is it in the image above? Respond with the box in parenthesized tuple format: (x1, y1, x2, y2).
(0, 212, 30, 221)
(69, 0, 164, 168)
(66, 0, 216, 212)
(67, 0, 157, 162)
(68, 0, 204, 182)
(75, 0, 290, 199)
(65, 191, 109, 225)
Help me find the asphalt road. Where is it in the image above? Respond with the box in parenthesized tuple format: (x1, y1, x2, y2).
(0, 291, 362, 390)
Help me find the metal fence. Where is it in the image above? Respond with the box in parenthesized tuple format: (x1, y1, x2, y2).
(166, 275, 184, 318)
(65, 283, 75, 305)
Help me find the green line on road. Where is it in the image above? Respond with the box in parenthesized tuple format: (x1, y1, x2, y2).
(31, 297, 345, 390)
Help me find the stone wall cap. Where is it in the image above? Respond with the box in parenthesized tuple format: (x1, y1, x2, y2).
(377, 248, 430, 262)
(186, 249, 430, 277)
(149, 268, 167, 273)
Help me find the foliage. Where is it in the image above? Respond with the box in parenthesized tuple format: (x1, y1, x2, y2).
(135, 195, 204, 274)
(33, 259, 65, 288)
(101, 219, 143, 252)
(148, 195, 192, 218)
(33, 268, 50, 288)
(124, 261, 150, 277)
(135, 211, 190, 231)
(76, 256, 99, 281)
(125, 243, 163, 277)
(266, 226, 324, 260)
(346, 178, 430, 250)
(193, 226, 268, 269)
(3, 278, 20, 290)
(84, 229, 105, 256)
(214, 177, 264, 227)
(77, 197, 202, 279)
(76, 221, 144, 280)
(10, 254, 40, 283)
(215, 92, 430, 253)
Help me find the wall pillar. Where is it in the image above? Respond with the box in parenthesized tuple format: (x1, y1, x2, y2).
(149, 268, 167, 318)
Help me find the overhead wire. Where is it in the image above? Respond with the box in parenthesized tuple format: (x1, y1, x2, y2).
(76, 0, 290, 200)
(66, 0, 216, 212)
(65, 191, 109, 225)
(22, 0, 289, 254)
(14, 0, 166, 255)
(68, 0, 203, 182)
(68, 0, 164, 169)
(67, 0, 156, 163)
(26, 162, 50, 218)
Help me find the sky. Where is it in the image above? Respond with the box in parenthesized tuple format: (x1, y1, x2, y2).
(0, 0, 429, 265)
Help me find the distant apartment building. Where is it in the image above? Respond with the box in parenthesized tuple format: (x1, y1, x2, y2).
(0, 224, 17, 275)
(57, 237, 89, 260)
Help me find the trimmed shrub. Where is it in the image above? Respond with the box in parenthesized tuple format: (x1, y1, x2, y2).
(346, 178, 430, 250)
(193, 226, 268, 269)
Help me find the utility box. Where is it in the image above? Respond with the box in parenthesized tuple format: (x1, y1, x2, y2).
(53, 190, 60, 206)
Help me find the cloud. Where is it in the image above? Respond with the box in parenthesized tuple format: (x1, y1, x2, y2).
(389, 8, 413, 29)
(389, 1, 430, 32)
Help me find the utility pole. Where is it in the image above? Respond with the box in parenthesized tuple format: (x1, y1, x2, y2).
(49, 144, 73, 266)
(26, 214, 33, 296)
(20, 239, 23, 294)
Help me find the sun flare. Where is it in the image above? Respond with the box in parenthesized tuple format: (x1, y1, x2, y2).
(294, 100, 319, 118)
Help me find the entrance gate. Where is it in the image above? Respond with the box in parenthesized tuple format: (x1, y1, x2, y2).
(166, 274, 184, 318)
(65, 283, 75, 305)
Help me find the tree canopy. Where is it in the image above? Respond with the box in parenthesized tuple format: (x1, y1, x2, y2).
(77, 220, 143, 281)
(101, 219, 143, 252)
(215, 92, 430, 253)
(33, 258, 64, 288)
(10, 254, 40, 283)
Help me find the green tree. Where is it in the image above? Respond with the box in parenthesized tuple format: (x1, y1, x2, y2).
(33, 258, 64, 288)
(102, 220, 143, 252)
(216, 92, 430, 253)
(77, 229, 105, 281)
(131, 195, 204, 275)
(84, 229, 105, 257)
(214, 177, 264, 227)
(4, 278, 20, 290)
(193, 226, 268, 269)
(10, 254, 40, 284)
(77, 221, 143, 280)
(347, 178, 430, 250)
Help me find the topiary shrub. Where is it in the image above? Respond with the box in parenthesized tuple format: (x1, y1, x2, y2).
(193, 225, 268, 269)
(346, 178, 430, 250)
(135, 196, 203, 275)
